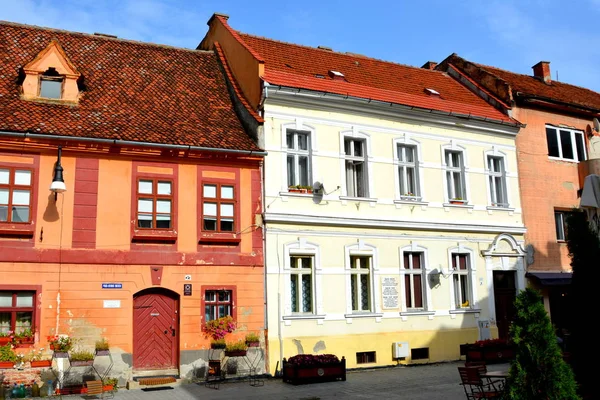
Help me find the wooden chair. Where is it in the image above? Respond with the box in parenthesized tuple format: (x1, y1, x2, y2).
(85, 380, 114, 399)
(458, 366, 502, 399)
(464, 362, 504, 391)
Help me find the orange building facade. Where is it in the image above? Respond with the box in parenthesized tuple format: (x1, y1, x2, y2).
(0, 22, 265, 383)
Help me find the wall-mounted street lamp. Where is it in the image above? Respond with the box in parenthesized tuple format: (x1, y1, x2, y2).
(50, 146, 66, 200)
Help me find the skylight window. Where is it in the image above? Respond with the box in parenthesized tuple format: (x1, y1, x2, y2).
(425, 88, 440, 96)
(329, 70, 344, 77)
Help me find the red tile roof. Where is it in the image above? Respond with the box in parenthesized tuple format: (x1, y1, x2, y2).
(0, 21, 261, 151)
(478, 64, 600, 112)
(237, 33, 517, 125)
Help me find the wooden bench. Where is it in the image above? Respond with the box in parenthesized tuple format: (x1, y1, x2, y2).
(85, 380, 114, 399)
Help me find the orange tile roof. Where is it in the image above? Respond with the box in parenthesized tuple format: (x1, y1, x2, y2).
(238, 33, 517, 124)
(0, 21, 261, 151)
(478, 64, 600, 112)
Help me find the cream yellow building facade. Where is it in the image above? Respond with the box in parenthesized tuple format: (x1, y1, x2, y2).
(262, 92, 526, 371)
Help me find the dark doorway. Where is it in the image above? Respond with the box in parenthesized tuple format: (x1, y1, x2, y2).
(493, 271, 517, 340)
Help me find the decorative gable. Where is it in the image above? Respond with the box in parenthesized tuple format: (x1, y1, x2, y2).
(21, 39, 81, 103)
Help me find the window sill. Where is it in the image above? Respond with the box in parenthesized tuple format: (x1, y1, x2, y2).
(279, 191, 314, 198)
(339, 196, 377, 203)
(548, 156, 580, 164)
(0, 224, 35, 239)
(394, 199, 428, 206)
(344, 312, 383, 319)
(399, 311, 435, 317)
(449, 308, 481, 315)
(443, 202, 473, 209)
(486, 206, 514, 212)
(198, 233, 241, 245)
(132, 229, 177, 243)
(282, 314, 326, 320)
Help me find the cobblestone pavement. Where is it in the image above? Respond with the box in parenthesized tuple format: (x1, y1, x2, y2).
(54, 361, 509, 400)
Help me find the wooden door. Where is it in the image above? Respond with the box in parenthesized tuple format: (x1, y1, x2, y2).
(133, 289, 179, 370)
(493, 271, 516, 340)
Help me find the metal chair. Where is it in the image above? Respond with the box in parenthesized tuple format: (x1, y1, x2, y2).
(458, 366, 502, 399)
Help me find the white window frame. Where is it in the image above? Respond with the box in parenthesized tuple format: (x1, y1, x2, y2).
(344, 241, 379, 315)
(545, 125, 586, 162)
(280, 122, 317, 192)
(554, 210, 575, 242)
(447, 245, 477, 311)
(289, 255, 315, 314)
(399, 243, 433, 313)
(339, 129, 373, 199)
(485, 151, 509, 208)
(283, 239, 322, 318)
(443, 147, 467, 203)
(394, 136, 424, 201)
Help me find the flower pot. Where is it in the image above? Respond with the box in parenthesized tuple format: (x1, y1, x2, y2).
(103, 385, 114, 392)
(210, 344, 226, 350)
(224, 350, 247, 357)
(95, 349, 110, 356)
(31, 360, 52, 368)
(0, 337, 12, 345)
(53, 351, 69, 358)
(246, 341, 260, 347)
(0, 361, 15, 369)
(71, 360, 94, 367)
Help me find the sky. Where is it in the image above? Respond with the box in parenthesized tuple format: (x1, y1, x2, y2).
(2, 0, 600, 92)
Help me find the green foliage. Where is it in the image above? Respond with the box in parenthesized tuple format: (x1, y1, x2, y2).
(104, 377, 119, 391)
(225, 340, 247, 352)
(244, 332, 260, 343)
(0, 344, 17, 362)
(566, 209, 600, 398)
(503, 288, 579, 400)
(70, 349, 95, 361)
(95, 337, 109, 351)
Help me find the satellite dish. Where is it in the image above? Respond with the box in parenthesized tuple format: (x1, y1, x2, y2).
(594, 117, 600, 132)
(312, 181, 324, 193)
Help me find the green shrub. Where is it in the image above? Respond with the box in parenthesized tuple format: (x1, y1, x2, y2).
(225, 340, 247, 352)
(0, 344, 17, 362)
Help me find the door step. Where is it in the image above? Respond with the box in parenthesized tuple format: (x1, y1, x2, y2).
(128, 375, 181, 390)
(132, 368, 179, 378)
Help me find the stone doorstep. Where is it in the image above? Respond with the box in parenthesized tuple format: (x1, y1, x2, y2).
(127, 377, 182, 390)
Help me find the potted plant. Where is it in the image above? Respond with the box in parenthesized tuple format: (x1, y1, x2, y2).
(0, 331, 13, 346)
(282, 354, 346, 385)
(204, 315, 236, 342)
(25, 347, 52, 367)
(210, 338, 226, 350)
(0, 344, 17, 368)
(465, 338, 515, 364)
(245, 332, 260, 347)
(103, 377, 118, 392)
(13, 328, 34, 346)
(70, 349, 95, 366)
(47, 334, 72, 357)
(95, 337, 110, 356)
(224, 340, 248, 357)
(450, 197, 466, 205)
(288, 185, 313, 194)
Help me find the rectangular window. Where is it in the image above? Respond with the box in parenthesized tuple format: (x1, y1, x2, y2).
(0, 168, 32, 223)
(356, 351, 376, 364)
(202, 183, 235, 232)
(487, 156, 508, 207)
(204, 290, 233, 322)
(0, 291, 34, 335)
(286, 130, 311, 187)
(290, 256, 314, 313)
(403, 252, 424, 309)
(397, 145, 420, 200)
(555, 210, 575, 241)
(39, 77, 62, 99)
(345, 138, 368, 198)
(452, 253, 471, 309)
(445, 150, 466, 202)
(350, 255, 371, 312)
(136, 179, 172, 229)
(545, 126, 586, 161)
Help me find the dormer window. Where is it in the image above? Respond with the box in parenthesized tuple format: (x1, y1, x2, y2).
(39, 68, 63, 99)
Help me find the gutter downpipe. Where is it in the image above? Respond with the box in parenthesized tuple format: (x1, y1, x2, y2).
(0, 131, 268, 156)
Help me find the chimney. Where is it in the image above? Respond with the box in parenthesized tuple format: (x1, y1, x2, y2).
(421, 61, 438, 70)
(532, 61, 551, 83)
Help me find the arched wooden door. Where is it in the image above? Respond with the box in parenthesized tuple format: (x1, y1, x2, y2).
(133, 288, 179, 370)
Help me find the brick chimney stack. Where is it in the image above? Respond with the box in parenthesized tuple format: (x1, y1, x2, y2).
(532, 61, 551, 83)
(421, 61, 438, 70)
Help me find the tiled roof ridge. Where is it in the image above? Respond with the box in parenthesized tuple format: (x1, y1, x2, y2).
(447, 63, 512, 110)
(237, 31, 449, 76)
(474, 60, 600, 98)
(0, 20, 212, 54)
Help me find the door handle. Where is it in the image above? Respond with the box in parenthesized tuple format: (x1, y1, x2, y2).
(171, 328, 176, 337)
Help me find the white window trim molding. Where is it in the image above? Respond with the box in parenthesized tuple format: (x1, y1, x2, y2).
(280, 121, 318, 192)
(344, 240, 380, 318)
(399, 242, 433, 313)
(545, 124, 586, 162)
(447, 244, 477, 311)
(441, 142, 470, 204)
(484, 148, 511, 209)
(339, 128, 374, 199)
(283, 239, 323, 318)
(393, 135, 426, 202)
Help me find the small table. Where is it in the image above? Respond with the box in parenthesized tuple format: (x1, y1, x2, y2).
(482, 370, 509, 392)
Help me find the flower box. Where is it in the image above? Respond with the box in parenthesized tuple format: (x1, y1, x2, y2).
(465, 340, 515, 364)
(282, 355, 346, 385)
(53, 351, 69, 358)
(224, 350, 247, 357)
(103, 385, 114, 392)
(56, 385, 87, 395)
(0, 361, 15, 369)
(31, 360, 52, 368)
(71, 360, 94, 367)
(95, 349, 110, 356)
(0, 337, 12, 346)
(246, 341, 260, 347)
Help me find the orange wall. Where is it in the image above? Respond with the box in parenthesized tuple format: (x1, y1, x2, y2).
(513, 107, 590, 272)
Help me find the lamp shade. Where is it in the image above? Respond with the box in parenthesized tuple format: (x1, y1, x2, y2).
(50, 146, 67, 194)
(50, 179, 66, 193)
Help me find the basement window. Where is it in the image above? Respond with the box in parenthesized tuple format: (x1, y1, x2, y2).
(356, 351, 376, 364)
(411, 347, 429, 360)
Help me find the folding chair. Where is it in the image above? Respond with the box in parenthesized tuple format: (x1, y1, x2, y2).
(458, 366, 502, 399)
